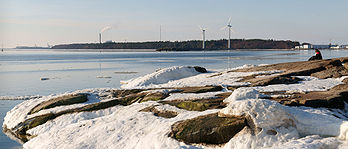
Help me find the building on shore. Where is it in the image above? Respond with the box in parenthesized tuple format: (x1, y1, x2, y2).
(294, 43, 312, 49)
(339, 45, 348, 49)
(295, 43, 348, 49)
(312, 45, 331, 49)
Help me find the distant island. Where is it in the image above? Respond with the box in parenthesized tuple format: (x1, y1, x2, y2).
(51, 39, 300, 51)
(15, 46, 50, 49)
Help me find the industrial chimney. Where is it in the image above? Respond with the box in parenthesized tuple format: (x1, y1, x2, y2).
(99, 33, 102, 44)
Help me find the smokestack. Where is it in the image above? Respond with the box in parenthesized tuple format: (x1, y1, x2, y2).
(99, 33, 102, 44)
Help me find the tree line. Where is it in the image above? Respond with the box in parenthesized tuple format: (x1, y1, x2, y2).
(51, 39, 299, 50)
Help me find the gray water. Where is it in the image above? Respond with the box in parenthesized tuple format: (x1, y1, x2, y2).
(0, 49, 347, 148)
(0, 100, 23, 149)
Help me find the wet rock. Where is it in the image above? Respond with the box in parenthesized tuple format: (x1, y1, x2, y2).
(29, 94, 88, 114)
(139, 105, 178, 118)
(169, 113, 246, 144)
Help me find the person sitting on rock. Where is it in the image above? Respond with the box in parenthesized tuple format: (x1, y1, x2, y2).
(308, 49, 322, 61)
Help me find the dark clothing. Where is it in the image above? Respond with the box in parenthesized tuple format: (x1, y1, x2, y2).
(308, 52, 322, 61)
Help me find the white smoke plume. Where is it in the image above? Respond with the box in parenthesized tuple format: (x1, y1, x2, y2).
(100, 26, 112, 33)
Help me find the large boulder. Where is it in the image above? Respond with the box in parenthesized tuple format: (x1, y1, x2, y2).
(169, 113, 246, 144)
(264, 83, 348, 109)
(139, 105, 178, 118)
(29, 93, 88, 114)
(160, 92, 230, 111)
(234, 57, 348, 80)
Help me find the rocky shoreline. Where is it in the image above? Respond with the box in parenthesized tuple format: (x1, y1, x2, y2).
(3, 57, 348, 148)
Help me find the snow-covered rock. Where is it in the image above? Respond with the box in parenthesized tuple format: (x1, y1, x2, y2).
(121, 66, 202, 89)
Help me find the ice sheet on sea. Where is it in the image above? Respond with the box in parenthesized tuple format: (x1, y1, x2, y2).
(0, 95, 42, 100)
(24, 101, 219, 149)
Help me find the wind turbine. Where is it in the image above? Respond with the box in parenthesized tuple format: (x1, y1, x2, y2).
(222, 17, 233, 49)
(199, 26, 207, 49)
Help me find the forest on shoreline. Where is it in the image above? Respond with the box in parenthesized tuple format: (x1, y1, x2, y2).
(51, 39, 300, 50)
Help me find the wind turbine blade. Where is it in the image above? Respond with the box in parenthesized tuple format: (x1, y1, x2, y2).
(220, 26, 227, 30)
(228, 17, 232, 25)
(198, 26, 203, 30)
(231, 28, 236, 33)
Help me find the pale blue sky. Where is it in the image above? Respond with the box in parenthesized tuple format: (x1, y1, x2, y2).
(1, 0, 347, 48)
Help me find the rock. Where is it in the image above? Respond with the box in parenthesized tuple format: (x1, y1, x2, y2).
(234, 58, 348, 79)
(247, 76, 302, 87)
(40, 77, 49, 81)
(192, 66, 207, 73)
(139, 105, 178, 118)
(344, 63, 348, 70)
(111, 89, 144, 98)
(176, 85, 223, 93)
(311, 61, 348, 78)
(169, 113, 246, 144)
(160, 92, 229, 111)
(265, 83, 348, 109)
(338, 57, 348, 63)
(140, 92, 169, 103)
(29, 94, 88, 114)
(171, 101, 209, 111)
(343, 78, 348, 84)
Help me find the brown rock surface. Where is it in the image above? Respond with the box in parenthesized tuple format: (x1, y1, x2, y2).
(264, 83, 348, 109)
(29, 94, 88, 114)
(169, 113, 246, 144)
(139, 105, 178, 118)
(234, 57, 348, 80)
(160, 92, 230, 111)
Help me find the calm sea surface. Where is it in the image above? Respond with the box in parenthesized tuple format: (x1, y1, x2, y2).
(1, 49, 347, 148)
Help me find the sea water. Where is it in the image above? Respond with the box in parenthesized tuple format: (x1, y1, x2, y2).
(0, 49, 347, 148)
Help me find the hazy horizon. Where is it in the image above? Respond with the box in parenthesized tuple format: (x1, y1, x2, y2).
(1, 0, 348, 48)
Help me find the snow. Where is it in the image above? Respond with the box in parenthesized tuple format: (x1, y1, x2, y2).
(121, 65, 282, 89)
(219, 86, 348, 148)
(163, 92, 223, 101)
(3, 65, 348, 149)
(223, 87, 260, 103)
(254, 76, 344, 93)
(24, 101, 219, 149)
(121, 66, 201, 89)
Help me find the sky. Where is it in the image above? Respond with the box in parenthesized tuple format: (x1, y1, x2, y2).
(0, 0, 348, 48)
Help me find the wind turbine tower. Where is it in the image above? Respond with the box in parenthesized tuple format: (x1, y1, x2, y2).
(222, 18, 233, 49)
(99, 33, 102, 44)
(200, 27, 207, 49)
